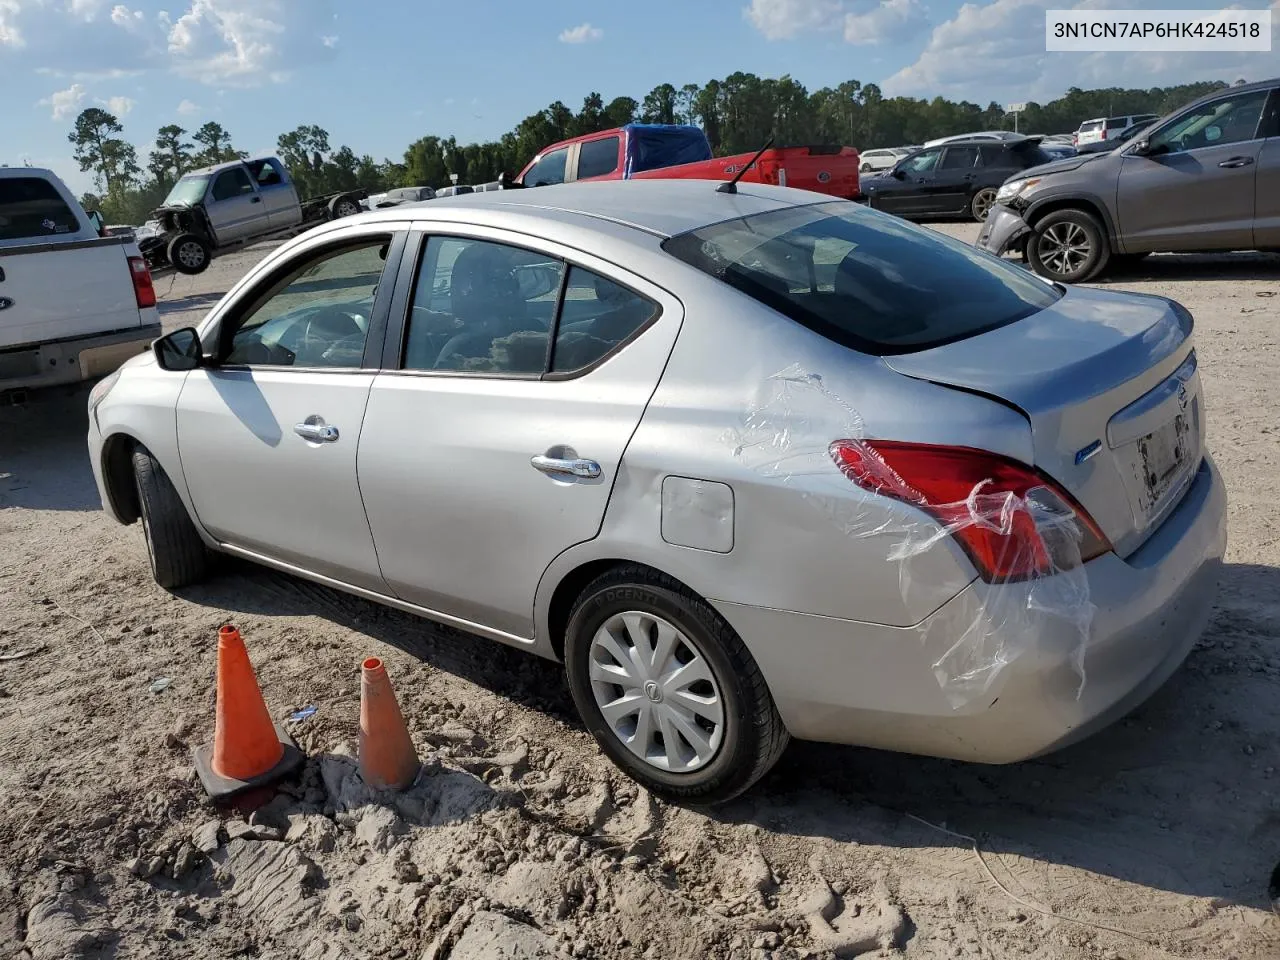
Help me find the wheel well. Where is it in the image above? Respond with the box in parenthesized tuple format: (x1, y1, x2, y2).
(1026, 198, 1114, 240)
(101, 433, 141, 523)
(546, 559, 701, 661)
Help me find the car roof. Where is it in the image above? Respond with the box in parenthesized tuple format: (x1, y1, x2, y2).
(354, 179, 836, 239)
(184, 157, 267, 177)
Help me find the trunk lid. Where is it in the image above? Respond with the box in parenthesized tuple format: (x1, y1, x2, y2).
(0, 238, 144, 353)
(883, 285, 1203, 557)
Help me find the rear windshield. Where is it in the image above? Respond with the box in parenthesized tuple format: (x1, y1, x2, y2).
(0, 177, 80, 241)
(1080, 120, 1104, 132)
(661, 201, 1061, 355)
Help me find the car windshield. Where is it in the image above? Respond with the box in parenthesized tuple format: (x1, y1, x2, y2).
(662, 200, 1061, 355)
(163, 176, 210, 207)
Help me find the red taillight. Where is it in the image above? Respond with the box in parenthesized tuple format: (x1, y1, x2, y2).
(128, 255, 156, 309)
(828, 440, 1111, 583)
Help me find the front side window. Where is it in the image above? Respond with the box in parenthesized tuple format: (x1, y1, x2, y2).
(577, 136, 620, 179)
(662, 200, 1060, 355)
(1147, 90, 1269, 155)
(0, 177, 79, 241)
(900, 150, 940, 174)
(212, 168, 254, 201)
(939, 146, 979, 170)
(551, 267, 657, 373)
(523, 148, 568, 187)
(224, 239, 389, 368)
(403, 237, 564, 374)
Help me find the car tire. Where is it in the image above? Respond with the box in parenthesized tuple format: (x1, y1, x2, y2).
(132, 448, 209, 589)
(564, 566, 789, 805)
(860, 162, 872, 173)
(328, 194, 362, 219)
(1027, 208, 1111, 283)
(968, 187, 998, 222)
(167, 233, 211, 275)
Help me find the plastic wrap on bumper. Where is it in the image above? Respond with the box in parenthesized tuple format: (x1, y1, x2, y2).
(976, 206, 1031, 257)
(727, 363, 1098, 710)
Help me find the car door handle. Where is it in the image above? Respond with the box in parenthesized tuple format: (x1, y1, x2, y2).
(531, 455, 601, 479)
(294, 420, 339, 443)
(250, 196, 262, 203)
(1218, 157, 1254, 168)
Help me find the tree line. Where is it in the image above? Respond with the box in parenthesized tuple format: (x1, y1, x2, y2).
(67, 73, 1230, 225)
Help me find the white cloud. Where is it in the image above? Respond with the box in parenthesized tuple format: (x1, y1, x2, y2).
(842, 0, 929, 45)
(1, 0, 25, 47)
(744, 0, 841, 39)
(882, 0, 1280, 102)
(745, 0, 930, 44)
(40, 82, 88, 120)
(166, 0, 339, 85)
(68, 0, 104, 21)
(100, 94, 135, 115)
(558, 22, 603, 43)
(176, 97, 200, 115)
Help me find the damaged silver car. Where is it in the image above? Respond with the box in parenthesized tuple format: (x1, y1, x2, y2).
(88, 179, 1227, 803)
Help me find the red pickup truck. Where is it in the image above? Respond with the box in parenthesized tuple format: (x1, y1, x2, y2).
(516, 123, 861, 200)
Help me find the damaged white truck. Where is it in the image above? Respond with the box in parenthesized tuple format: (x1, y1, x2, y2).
(0, 167, 160, 402)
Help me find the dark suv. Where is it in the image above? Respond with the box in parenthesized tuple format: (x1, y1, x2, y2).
(861, 137, 1055, 222)
(978, 77, 1280, 282)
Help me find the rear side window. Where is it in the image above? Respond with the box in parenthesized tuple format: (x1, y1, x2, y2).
(662, 201, 1060, 355)
(939, 146, 979, 169)
(551, 267, 657, 372)
(0, 177, 79, 241)
(577, 137, 620, 179)
(1106, 117, 1127, 126)
(977, 145, 1007, 167)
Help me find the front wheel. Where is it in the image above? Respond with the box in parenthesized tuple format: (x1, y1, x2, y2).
(969, 187, 998, 222)
(860, 162, 872, 173)
(133, 448, 209, 589)
(167, 233, 211, 275)
(1026, 209, 1111, 283)
(564, 567, 789, 805)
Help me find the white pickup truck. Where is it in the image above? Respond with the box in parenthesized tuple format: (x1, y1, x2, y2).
(0, 167, 160, 399)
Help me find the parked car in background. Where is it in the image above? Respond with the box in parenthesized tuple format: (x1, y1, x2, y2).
(863, 137, 1055, 221)
(435, 184, 475, 198)
(519, 123, 862, 200)
(362, 186, 435, 210)
(1, 167, 158, 400)
(133, 157, 366, 276)
(1074, 114, 1159, 146)
(980, 78, 1280, 282)
(1075, 119, 1158, 155)
(858, 147, 915, 174)
(922, 131, 1020, 147)
(88, 179, 1225, 804)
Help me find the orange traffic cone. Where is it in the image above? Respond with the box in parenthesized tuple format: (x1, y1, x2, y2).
(193, 625, 304, 800)
(359, 657, 419, 790)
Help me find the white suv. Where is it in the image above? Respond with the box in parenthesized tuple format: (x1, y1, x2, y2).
(1074, 114, 1159, 146)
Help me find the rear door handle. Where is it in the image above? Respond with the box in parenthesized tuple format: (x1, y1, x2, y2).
(1218, 157, 1254, 168)
(294, 417, 339, 443)
(250, 196, 262, 203)
(531, 455, 601, 479)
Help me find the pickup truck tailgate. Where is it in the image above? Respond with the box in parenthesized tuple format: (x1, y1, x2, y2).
(0, 236, 146, 350)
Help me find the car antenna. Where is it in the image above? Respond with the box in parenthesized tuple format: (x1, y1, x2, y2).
(716, 136, 775, 194)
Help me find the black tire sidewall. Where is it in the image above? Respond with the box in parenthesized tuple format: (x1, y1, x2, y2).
(1028, 209, 1108, 282)
(564, 581, 755, 800)
(167, 234, 209, 274)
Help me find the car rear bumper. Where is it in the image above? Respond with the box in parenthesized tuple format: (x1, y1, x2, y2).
(976, 205, 1032, 257)
(713, 455, 1227, 763)
(1, 324, 160, 392)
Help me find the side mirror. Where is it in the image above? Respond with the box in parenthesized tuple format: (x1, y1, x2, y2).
(85, 210, 105, 235)
(1129, 139, 1152, 157)
(154, 327, 203, 371)
(891, 168, 907, 180)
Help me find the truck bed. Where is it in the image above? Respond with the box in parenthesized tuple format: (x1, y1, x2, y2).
(630, 145, 861, 200)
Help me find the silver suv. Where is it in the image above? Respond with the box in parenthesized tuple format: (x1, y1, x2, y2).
(978, 78, 1280, 283)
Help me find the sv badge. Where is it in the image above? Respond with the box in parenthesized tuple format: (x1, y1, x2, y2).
(0, 297, 14, 312)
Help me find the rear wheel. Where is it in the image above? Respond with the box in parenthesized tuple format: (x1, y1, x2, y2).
(969, 187, 998, 222)
(133, 448, 209, 589)
(860, 162, 872, 173)
(329, 194, 362, 219)
(564, 567, 789, 805)
(1027, 209, 1111, 283)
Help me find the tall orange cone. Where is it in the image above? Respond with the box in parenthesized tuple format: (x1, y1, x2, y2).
(193, 625, 304, 800)
(359, 657, 419, 790)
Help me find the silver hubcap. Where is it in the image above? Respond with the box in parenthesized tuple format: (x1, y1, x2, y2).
(336, 201, 359, 217)
(972, 190, 996, 221)
(177, 242, 204, 268)
(588, 612, 724, 773)
(1038, 222, 1092, 275)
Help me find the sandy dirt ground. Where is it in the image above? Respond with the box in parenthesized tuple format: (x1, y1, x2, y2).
(2, 224, 1279, 960)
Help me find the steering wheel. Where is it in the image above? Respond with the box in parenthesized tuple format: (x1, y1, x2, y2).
(300, 309, 365, 365)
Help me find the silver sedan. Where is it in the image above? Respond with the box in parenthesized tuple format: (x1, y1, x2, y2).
(87, 180, 1226, 804)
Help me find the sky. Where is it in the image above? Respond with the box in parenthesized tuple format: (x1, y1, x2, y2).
(4, 0, 1277, 194)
